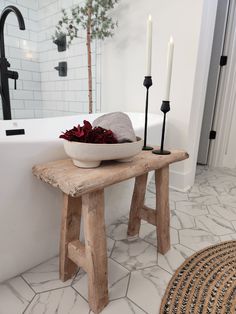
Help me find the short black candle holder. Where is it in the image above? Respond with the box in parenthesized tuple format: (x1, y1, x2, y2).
(152, 100, 171, 155)
(143, 76, 153, 151)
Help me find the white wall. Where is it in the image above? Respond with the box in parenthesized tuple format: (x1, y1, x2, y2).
(101, 0, 218, 190)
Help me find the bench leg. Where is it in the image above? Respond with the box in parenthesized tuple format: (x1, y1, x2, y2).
(60, 194, 82, 281)
(155, 166, 170, 254)
(127, 173, 148, 237)
(82, 190, 108, 314)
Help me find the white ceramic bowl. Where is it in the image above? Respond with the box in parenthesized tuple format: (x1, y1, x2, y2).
(63, 137, 143, 168)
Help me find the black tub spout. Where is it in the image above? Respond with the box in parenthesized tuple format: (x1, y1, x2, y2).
(0, 6, 25, 120)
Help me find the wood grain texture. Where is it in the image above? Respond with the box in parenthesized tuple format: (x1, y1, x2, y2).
(140, 205, 157, 225)
(82, 190, 108, 314)
(60, 194, 81, 281)
(127, 173, 148, 236)
(155, 166, 170, 254)
(32, 149, 189, 197)
(68, 240, 87, 272)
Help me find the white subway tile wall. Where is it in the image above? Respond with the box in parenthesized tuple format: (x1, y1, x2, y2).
(0, 0, 101, 120)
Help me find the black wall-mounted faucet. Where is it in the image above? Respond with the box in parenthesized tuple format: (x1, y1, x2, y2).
(54, 62, 67, 77)
(0, 6, 25, 120)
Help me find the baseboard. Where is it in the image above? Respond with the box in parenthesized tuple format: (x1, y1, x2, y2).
(169, 169, 193, 192)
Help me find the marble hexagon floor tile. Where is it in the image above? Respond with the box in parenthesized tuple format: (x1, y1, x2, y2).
(72, 258, 130, 301)
(169, 190, 189, 202)
(157, 244, 195, 274)
(106, 220, 128, 241)
(0, 276, 35, 314)
(179, 228, 220, 251)
(111, 238, 158, 271)
(127, 265, 172, 314)
(188, 195, 220, 206)
(175, 200, 209, 216)
(90, 298, 146, 314)
(107, 237, 115, 256)
(208, 204, 236, 221)
(22, 256, 74, 293)
(170, 209, 195, 230)
(24, 287, 90, 314)
(232, 221, 236, 231)
(220, 233, 236, 241)
(217, 195, 236, 207)
(195, 214, 235, 235)
(139, 223, 179, 246)
(145, 191, 176, 210)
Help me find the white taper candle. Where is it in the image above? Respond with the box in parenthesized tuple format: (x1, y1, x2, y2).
(145, 15, 152, 76)
(164, 36, 174, 100)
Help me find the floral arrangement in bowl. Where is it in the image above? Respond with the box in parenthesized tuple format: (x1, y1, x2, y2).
(60, 120, 143, 168)
(60, 120, 118, 144)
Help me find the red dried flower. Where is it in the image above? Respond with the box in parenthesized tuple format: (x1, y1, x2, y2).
(60, 120, 118, 144)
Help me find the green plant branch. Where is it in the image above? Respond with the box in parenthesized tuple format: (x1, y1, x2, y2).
(53, 0, 119, 113)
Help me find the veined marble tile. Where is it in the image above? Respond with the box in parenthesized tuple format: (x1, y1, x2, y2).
(208, 178, 236, 193)
(188, 195, 219, 206)
(127, 266, 172, 314)
(218, 195, 236, 208)
(22, 257, 73, 293)
(208, 204, 236, 221)
(107, 237, 115, 256)
(107, 221, 128, 241)
(228, 186, 236, 196)
(0, 276, 35, 314)
(169, 190, 188, 202)
(220, 234, 236, 241)
(187, 184, 202, 198)
(106, 213, 147, 241)
(175, 200, 209, 216)
(179, 228, 219, 251)
(91, 298, 146, 314)
(146, 188, 155, 198)
(199, 185, 220, 196)
(139, 223, 179, 246)
(72, 258, 129, 301)
(232, 221, 236, 231)
(216, 167, 236, 177)
(195, 214, 235, 236)
(195, 165, 209, 177)
(111, 238, 157, 271)
(146, 179, 155, 194)
(171, 210, 195, 230)
(145, 196, 175, 211)
(170, 228, 179, 245)
(158, 244, 195, 274)
(25, 287, 89, 314)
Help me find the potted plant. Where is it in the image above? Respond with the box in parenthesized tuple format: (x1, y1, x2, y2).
(53, 0, 119, 113)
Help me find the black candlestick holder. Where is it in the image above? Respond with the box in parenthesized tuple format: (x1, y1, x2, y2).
(152, 100, 171, 155)
(143, 76, 153, 150)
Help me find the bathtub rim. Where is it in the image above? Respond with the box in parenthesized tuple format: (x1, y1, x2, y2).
(0, 112, 163, 143)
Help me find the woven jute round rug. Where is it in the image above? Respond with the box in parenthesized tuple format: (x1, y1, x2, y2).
(160, 241, 236, 314)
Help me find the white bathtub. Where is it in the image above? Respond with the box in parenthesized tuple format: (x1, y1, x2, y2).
(0, 112, 162, 282)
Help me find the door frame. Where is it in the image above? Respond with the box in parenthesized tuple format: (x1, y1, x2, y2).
(197, 0, 230, 165)
(209, 0, 235, 167)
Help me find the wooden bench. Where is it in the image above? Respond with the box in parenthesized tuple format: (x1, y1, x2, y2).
(32, 149, 188, 313)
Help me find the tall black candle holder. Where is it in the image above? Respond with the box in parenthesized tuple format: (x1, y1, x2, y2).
(143, 76, 153, 151)
(152, 100, 171, 155)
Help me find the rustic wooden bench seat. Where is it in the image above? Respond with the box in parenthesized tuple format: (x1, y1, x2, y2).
(33, 148, 188, 313)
